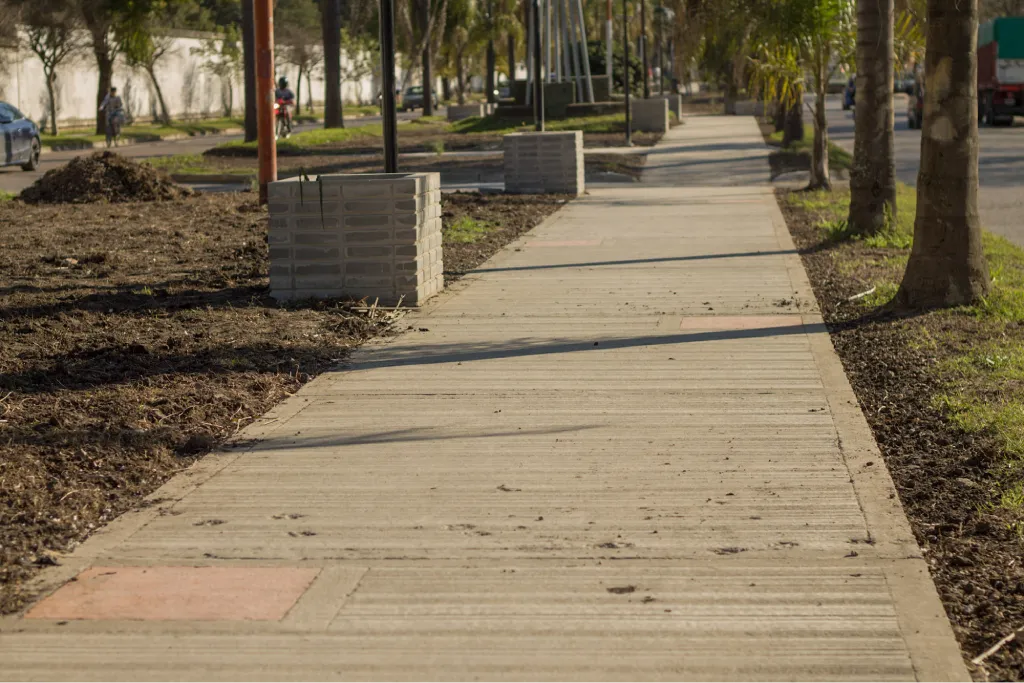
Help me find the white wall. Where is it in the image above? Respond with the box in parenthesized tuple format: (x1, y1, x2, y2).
(0, 28, 382, 128)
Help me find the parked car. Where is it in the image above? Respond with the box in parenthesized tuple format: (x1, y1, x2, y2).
(907, 81, 925, 129)
(842, 77, 856, 110)
(401, 86, 438, 112)
(0, 102, 41, 171)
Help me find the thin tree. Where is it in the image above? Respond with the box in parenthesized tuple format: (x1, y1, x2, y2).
(894, 0, 991, 308)
(847, 0, 896, 236)
(321, 0, 344, 127)
(23, 0, 81, 135)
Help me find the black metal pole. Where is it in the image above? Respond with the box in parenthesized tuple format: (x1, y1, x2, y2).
(658, 18, 663, 95)
(639, 0, 648, 99)
(533, 0, 545, 131)
(380, 0, 399, 172)
(623, 0, 631, 145)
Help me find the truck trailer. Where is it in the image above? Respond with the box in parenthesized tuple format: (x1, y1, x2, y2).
(978, 16, 1024, 126)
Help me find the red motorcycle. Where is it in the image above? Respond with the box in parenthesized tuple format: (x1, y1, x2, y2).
(274, 98, 293, 139)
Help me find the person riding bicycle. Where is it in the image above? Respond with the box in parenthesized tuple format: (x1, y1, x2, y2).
(98, 86, 125, 145)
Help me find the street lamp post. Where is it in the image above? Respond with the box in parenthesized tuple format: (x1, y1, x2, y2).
(639, 0, 648, 99)
(623, 0, 631, 146)
(379, 0, 399, 172)
(533, 0, 545, 131)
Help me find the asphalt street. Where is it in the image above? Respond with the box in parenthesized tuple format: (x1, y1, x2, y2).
(827, 93, 1024, 246)
(0, 111, 419, 195)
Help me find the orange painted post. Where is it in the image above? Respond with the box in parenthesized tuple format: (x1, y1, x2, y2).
(253, 0, 277, 204)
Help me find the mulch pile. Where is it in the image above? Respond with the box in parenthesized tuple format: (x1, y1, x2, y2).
(20, 152, 192, 204)
(778, 190, 1024, 681)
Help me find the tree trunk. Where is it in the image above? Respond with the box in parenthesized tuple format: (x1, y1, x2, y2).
(486, 39, 496, 103)
(507, 34, 515, 82)
(809, 68, 831, 190)
(45, 71, 59, 135)
(442, 76, 451, 101)
(782, 97, 804, 145)
(419, 0, 434, 116)
(146, 65, 172, 125)
(456, 53, 466, 105)
(242, 0, 258, 141)
(895, 0, 990, 308)
(321, 0, 344, 127)
(848, 0, 896, 236)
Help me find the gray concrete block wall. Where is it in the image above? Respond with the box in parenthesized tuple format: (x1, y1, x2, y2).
(267, 172, 444, 306)
(503, 131, 584, 195)
(650, 94, 682, 121)
(447, 103, 487, 121)
(631, 98, 670, 133)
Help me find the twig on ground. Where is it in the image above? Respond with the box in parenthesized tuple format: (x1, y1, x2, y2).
(972, 626, 1024, 667)
(846, 287, 876, 302)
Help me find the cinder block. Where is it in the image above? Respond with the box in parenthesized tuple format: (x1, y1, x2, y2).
(632, 98, 670, 133)
(503, 131, 584, 196)
(268, 172, 443, 306)
(447, 103, 486, 121)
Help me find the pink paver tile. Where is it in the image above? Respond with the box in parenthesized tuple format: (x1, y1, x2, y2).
(679, 315, 804, 332)
(25, 566, 320, 621)
(525, 240, 602, 247)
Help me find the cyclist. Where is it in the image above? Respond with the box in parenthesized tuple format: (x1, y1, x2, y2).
(98, 86, 125, 147)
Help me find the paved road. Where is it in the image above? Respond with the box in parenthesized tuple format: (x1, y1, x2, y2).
(0, 112, 420, 195)
(827, 94, 1024, 246)
(0, 117, 966, 681)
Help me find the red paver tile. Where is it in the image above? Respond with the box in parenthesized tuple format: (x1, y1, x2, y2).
(25, 566, 320, 621)
(679, 315, 804, 332)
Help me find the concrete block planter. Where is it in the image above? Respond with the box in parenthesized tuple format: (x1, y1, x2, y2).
(650, 94, 682, 121)
(631, 98, 670, 133)
(447, 103, 487, 121)
(503, 131, 584, 196)
(267, 172, 443, 306)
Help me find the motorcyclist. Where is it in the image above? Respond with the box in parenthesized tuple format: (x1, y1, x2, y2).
(274, 77, 295, 134)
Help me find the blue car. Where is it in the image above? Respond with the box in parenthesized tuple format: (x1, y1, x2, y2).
(0, 102, 41, 171)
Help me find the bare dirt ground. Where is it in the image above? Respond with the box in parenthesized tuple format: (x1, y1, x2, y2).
(780, 191, 1024, 681)
(0, 173, 564, 613)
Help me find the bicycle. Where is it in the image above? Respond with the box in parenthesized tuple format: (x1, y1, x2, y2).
(105, 110, 125, 148)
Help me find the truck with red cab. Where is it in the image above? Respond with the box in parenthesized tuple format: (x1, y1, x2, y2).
(978, 16, 1024, 126)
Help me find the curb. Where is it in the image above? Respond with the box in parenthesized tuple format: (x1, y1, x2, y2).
(41, 127, 245, 154)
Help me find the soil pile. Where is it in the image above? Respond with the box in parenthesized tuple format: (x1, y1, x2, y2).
(20, 152, 192, 204)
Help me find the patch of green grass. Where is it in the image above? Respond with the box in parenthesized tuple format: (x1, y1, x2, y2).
(211, 125, 381, 154)
(142, 154, 212, 174)
(967, 233, 1024, 322)
(449, 112, 632, 136)
(784, 184, 916, 249)
(934, 391, 1024, 458)
(769, 123, 853, 173)
(0, 190, 15, 202)
(429, 139, 445, 155)
(42, 118, 244, 148)
(444, 217, 496, 243)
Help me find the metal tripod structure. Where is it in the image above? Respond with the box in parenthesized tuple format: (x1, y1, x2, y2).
(525, 0, 596, 105)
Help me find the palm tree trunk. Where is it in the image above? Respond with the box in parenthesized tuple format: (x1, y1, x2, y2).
(895, 0, 990, 308)
(296, 66, 304, 115)
(848, 0, 896, 236)
(146, 65, 172, 125)
(809, 62, 831, 190)
(45, 71, 59, 136)
(420, 0, 434, 116)
(507, 34, 516, 82)
(321, 0, 344, 127)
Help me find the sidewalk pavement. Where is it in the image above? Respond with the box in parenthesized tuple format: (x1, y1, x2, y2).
(0, 116, 968, 681)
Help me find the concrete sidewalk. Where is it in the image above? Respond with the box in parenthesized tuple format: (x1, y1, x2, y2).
(0, 116, 967, 681)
